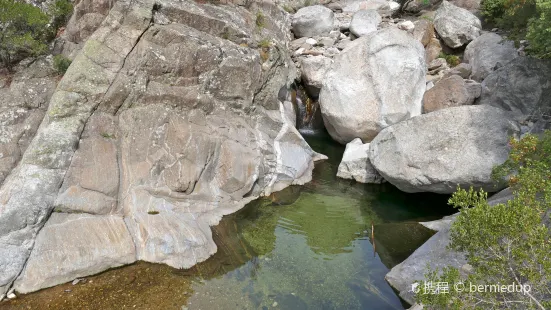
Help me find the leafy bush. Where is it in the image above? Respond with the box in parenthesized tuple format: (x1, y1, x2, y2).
(480, 0, 550, 58)
(416, 131, 551, 309)
(49, 0, 73, 31)
(53, 54, 71, 73)
(438, 52, 461, 67)
(0, 0, 51, 70)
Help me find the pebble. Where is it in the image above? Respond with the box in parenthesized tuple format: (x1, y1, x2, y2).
(0, 294, 4, 302)
(72, 279, 81, 285)
(398, 20, 415, 31)
(7, 292, 16, 299)
(272, 301, 278, 307)
(491, 28, 498, 32)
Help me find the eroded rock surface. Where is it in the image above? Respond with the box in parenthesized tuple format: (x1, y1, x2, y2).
(369, 105, 519, 194)
(0, 0, 324, 296)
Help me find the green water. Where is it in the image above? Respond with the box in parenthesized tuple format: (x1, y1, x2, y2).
(3, 133, 455, 310)
(184, 133, 455, 310)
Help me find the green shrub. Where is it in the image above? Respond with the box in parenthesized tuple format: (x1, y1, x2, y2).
(53, 54, 71, 73)
(416, 131, 551, 309)
(0, 0, 51, 70)
(49, 0, 73, 31)
(438, 52, 461, 67)
(526, 0, 551, 58)
(480, 0, 550, 58)
(256, 11, 266, 29)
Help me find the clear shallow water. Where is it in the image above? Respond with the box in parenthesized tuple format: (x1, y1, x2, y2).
(3, 133, 455, 310)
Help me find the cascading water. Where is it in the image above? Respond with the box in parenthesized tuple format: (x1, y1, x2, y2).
(279, 83, 325, 136)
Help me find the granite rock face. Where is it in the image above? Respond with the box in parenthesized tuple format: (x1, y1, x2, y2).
(434, 1, 481, 48)
(0, 0, 324, 296)
(337, 138, 383, 183)
(319, 27, 426, 144)
(464, 33, 518, 81)
(369, 105, 519, 194)
(479, 56, 551, 129)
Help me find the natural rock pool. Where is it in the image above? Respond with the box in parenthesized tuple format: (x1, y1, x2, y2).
(2, 133, 455, 310)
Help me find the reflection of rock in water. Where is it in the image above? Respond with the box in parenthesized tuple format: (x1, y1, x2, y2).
(373, 222, 436, 269)
(267, 185, 302, 206)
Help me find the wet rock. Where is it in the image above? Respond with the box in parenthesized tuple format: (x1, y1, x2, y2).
(423, 75, 480, 113)
(337, 138, 383, 183)
(385, 225, 466, 305)
(319, 28, 426, 144)
(292, 5, 335, 38)
(349, 10, 381, 37)
(369, 105, 519, 194)
(464, 33, 518, 81)
(434, 1, 481, 48)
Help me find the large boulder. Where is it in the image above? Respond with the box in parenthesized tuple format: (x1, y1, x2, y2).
(292, 5, 335, 38)
(319, 27, 426, 144)
(349, 9, 381, 37)
(0, 0, 324, 296)
(434, 1, 481, 49)
(300, 55, 332, 98)
(464, 33, 518, 81)
(337, 138, 383, 183)
(369, 105, 520, 194)
(423, 75, 481, 113)
(479, 57, 551, 127)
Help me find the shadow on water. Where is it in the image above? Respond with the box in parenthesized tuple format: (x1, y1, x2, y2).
(3, 131, 456, 310)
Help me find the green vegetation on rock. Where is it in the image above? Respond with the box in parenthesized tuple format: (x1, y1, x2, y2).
(416, 131, 551, 309)
(0, 0, 50, 70)
(481, 0, 551, 58)
(53, 54, 71, 73)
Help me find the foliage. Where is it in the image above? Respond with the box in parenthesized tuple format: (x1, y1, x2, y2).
(255, 11, 265, 29)
(480, 0, 551, 58)
(49, 0, 73, 31)
(53, 54, 71, 73)
(416, 131, 551, 309)
(0, 0, 50, 70)
(438, 52, 461, 67)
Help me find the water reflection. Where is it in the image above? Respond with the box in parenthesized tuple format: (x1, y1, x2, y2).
(3, 132, 455, 310)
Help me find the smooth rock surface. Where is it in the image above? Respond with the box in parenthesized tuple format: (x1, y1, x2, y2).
(434, 1, 481, 48)
(369, 105, 519, 194)
(464, 33, 518, 81)
(479, 57, 551, 126)
(349, 9, 381, 37)
(292, 5, 335, 38)
(319, 27, 426, 144)
(423, 75, 480, 113)
(13, 214, 136, 293)
(337, 138, 383, 183)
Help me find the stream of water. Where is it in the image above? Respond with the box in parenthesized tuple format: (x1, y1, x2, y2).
(2, 133, 456, 310)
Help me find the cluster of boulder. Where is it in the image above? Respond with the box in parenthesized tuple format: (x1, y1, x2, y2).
(287, 0, 549, 307)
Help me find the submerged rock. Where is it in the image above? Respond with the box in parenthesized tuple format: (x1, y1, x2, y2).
(337, 138, 383, 183)
(369, 105, 520, 194)
(319, 27, 426, 144)
(434, 1, 481, 48)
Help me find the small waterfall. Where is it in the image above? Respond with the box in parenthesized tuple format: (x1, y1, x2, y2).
(291, 84, 325, 136)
